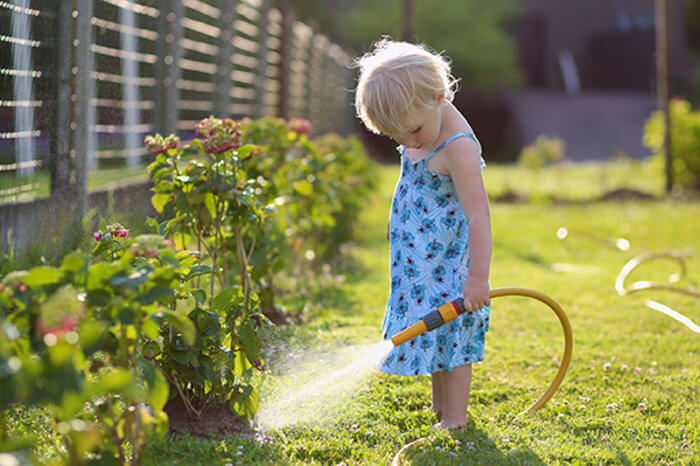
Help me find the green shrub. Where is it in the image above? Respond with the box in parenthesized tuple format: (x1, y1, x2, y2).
(1, 115, 378, 463)
(518, 136, 566, 170)
(643, 97, 700, 190)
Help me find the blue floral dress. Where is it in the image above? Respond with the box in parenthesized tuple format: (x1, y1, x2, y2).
(379, 132, 491, 376)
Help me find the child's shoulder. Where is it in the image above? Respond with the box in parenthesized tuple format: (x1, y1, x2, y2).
(432, 135, 483, 175)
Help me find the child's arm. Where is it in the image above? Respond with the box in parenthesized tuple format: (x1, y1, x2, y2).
(442, 137, 492, 311)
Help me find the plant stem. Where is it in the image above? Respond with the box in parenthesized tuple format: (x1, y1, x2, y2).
(159, 367, 200, 417)
(236, 226, 251, 311)
(106, 396, 126, 464)
(130, 404, 142, 466)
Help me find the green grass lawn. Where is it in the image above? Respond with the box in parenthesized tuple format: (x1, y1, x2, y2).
(145, 164, 698, 464)
(482, 157, 666, 201)
(0, 167, 148, 203)
(8, 162, 699, 464)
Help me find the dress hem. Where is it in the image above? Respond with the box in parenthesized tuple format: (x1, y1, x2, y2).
(377, 355, 485, 376)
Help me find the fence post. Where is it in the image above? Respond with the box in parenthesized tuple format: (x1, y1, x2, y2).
(74, 0, 94, 219)
(304, 32, 315, 126)
(253, 0, 271, 118)
(344, 61, 356, 136)
(215, 0, 238, 118)
(155, 0, 184, 136)
(277, 2, 293, 119)
(52, 0, 73, 198)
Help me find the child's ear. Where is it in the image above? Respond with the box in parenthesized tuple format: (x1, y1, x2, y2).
(436, 92, 446, 105)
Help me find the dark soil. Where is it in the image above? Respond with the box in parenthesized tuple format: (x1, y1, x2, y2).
(492, 190, 530, 203)
(491, 187, 661, 205)
(596, 187, 657, 201)
(261, 303, 295, 325)
(164, 396, 249, 438)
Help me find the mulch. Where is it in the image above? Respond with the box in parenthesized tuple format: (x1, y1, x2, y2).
(164, 396, 250, 439)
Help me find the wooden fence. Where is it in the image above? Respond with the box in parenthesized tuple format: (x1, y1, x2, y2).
(0, 0, 354, 213)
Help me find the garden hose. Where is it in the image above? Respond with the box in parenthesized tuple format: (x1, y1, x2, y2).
(389, 287, 573, 466)
(556, 227, 631, 252)
(390, 287, 573, 416)
(615, 251, 699, 298)
(615, 252, 699, 333)
(557, 226, 698, 330)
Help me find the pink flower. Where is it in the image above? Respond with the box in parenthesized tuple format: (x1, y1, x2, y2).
(94, 232, 103, 241)
(145, 134, 180, 154)
(287, 118, 312, 137)
(196, 115, 220, 138)
(199, 117, 242, 154)
(19, 284, 27, 292)
(35, 316, 79, 338)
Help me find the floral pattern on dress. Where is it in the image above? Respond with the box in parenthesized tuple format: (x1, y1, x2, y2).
(379, 132, 491, 376)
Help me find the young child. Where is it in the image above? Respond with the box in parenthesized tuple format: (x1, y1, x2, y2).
(354, 39, 492, 429)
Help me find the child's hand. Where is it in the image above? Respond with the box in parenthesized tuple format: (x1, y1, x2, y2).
(462, 277, 490, 311)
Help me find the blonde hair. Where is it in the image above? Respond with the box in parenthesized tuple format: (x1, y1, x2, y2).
(353, 38, 459, 136)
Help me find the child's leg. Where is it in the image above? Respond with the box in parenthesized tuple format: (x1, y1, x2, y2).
(431, 371, 445, 419)
(440, 363, 472, 428)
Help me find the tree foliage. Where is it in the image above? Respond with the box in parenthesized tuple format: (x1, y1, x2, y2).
(686, 0, 700, 56)
(306, 0, 523, 90)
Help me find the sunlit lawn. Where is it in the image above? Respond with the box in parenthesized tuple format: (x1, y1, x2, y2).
(8, 161, 698, 464)
(0, 167, 148, 203)
(145, 162, 698, 464)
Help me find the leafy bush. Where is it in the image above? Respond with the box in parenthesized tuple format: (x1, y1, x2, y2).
(1, 115, 378, 463)
(643, 97, 700, 190)
(0, 227, 187, 464)
(518, 136, 566, 170)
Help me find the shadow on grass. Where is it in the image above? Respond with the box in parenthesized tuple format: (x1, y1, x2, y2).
(404, 418, 545, 465)
(494, 239, 552, 270)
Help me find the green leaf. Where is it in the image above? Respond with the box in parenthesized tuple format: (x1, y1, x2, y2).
(231, 384, 259, 420)
(293, 180, 313, 196)
(86, 368, 136, 400)
(61, 253, 88, 274)
(135, 286, 173, 305)
(146, 217, 159, 233)
(188, 308, 220, 337)
(236, 144, 257, 159)
(86, 289, 111, 307)
(184, 264, 211, 281)
(211, 287, 244, 315)
(190, 288, 206, 304)
(152, 310, 196, 346)
(204, 192, 217, 218)
(159, 214, 187, 236)
(152, 193, 171, 213)
(86, 262, 120, 289)
(78, 319, 108, 357)
(141, 317, 161, 341)
(22, 266, 63, 287)
(138, 358, 169, 414)
(155, 180, 174, 193)
(238, 321, 260, 364)
(173, 232, 191, 250)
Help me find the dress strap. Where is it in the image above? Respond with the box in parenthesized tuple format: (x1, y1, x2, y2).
(423, 132, 482, 164)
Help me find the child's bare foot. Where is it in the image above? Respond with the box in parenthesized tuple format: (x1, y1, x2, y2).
(431, 421, 465, 431)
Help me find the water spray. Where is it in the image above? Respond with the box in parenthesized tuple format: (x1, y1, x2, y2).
(389, 287, 573, 416)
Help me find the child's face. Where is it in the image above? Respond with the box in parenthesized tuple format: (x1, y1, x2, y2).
(387, 96, 445, 151)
